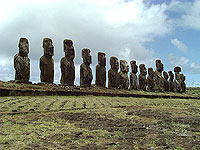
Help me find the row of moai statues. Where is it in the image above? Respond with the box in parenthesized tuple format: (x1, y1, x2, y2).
(14, 38, 186, 93)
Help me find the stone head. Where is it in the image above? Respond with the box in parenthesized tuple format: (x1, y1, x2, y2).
(174, 66, 181, 73)
(18, 38, 29, 57)
(168, 71, 174, 81)
(156, 60, 164, 73)
(98, 52, 106, 67)
(139, 64, 147, 76)
(43, 38, 54, 57)
(130, 60, 138, 74)
(63, 39, 75, 61)
(120, 60, 129, 73)
(163, 71, 169, 80)
(148, 68, 154, 77)
(110, 56, 119, 71)
(82, 48, 92, 65)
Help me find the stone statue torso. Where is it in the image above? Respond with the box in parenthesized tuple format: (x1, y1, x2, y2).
(40, 56, 54, 83)
(119, 71, 129, 89)
(80, 63, 93, 86)
(108, 69, 119, 88)
(60, 57, 75, 85)
(14, 54, 30, 81)
(96, 64, 106, 87)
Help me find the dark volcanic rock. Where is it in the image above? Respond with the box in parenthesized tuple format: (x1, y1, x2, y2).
(60, 39, 75, 86)
(40, 38, 54, 84)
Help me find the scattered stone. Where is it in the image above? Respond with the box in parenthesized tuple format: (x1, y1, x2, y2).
(108, 56, 120, 89)
(119, 60, 129, 90)
(95, 52, 106, 87)
(139, 64, 147, 91)
(130, 60, 138, 90)
(80, 48, 93, 87)
(40, 38, 54, 84)
(14, 38, 31, 83)
(60, 39, 75, 86)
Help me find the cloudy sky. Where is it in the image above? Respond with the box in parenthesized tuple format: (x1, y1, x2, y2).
(0, 0, 200, 86)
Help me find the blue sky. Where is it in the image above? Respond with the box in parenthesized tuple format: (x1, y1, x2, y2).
(0, 0, 200, 86)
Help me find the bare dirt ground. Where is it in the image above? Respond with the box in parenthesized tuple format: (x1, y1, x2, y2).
(0, 96, 200, 149)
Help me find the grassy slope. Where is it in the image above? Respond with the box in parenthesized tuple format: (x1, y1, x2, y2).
(0, 96, 200, 149)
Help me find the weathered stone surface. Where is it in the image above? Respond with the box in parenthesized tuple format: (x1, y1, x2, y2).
(154, 60, 165, 92)
(14, 38, 30, 83)
(80, 48, 93, 87)
(147, 68, 155, 92)
(60, 39, 75, 86)
(174, 66, 181, 73)
(168, 71, 175, 92)
(108, 56, 119, 89)
(139, 64, 147, 91)
(180, 73, 186, 93)
(174, 67, 182, 93)
(163, 71, 169, 92)
(95, 52, 106, 87)
(40, 38, 54, 84)
(130, 60, 138, 90)
(119, 60, 129, 90)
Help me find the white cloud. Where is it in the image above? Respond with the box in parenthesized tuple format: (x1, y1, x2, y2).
(168, 0, 200, 30)
(171, 38, 188, 52)
(167, 54, 190, 68)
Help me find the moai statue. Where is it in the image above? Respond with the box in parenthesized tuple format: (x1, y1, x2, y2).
(139, 64, 147, 91)
(163, 71, 169, 92)
(80, 48, 93, 87)
(168, 71, 175, 92)
(14, 38, 30, 83)
(60, 39, 75, 86)
(147, 68, 155, 92)
(174, 66, 182, 93)
(40, 38, 54, 84)
(108, 56, 120, 89)
(119, 60, 129, 90)
(180, 73, 186, 93)
(95, 52, 106, 87)
(154, 60, 165, 92)
(130, 60, 138, 90)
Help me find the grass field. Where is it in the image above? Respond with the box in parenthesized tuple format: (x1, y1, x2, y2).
(0, 96, 200, 149)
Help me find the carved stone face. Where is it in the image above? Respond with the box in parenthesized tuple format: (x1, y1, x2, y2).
(120, 60, 129, 73)
(148, 68, 154, 77)
(19, 38, 29, 56)
(156, 60, 164, 73)
(174, 66, 181, 73)
(64, 39, 75, 61)
(163, 71, 169, 80)
(130, 60, 138, 74)
(139, 64, 147, 76)
(110, 57, 119, 71)
(43, 38, 54, 57)
(98, 52, 106, 67)
(82, 48, 92, 65)
(168, 71, 174, 81)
